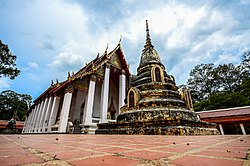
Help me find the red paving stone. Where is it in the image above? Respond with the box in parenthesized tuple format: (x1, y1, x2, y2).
(0, 154, 44, 166)
(0, 134, 249, 166)
(123, 150, 172, 160)
(49, 150, 101, 160)
(196, 149, 247, 159)
(170, 155, 243, 166)
(98, 147, 132, 153)
(70, 155, 141, 166)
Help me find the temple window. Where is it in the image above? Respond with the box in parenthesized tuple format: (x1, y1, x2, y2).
(155, 67, 161, 82)
(129, 91, 135, 108)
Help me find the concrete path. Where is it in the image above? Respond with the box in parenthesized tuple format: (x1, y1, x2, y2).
(0, 134, 249, 166)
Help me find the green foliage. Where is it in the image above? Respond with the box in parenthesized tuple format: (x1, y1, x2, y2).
(194, 91, 250, 111)
(0, 40, 20, 79)
(188, 51, 250, 111)
(0, 90, 32, 121)
(187, 63, 218, 102)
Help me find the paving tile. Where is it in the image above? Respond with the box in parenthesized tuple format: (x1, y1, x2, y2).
(70, 155, 140, 166)
(49, 150, 102, 160)
(0, 154, 43, 166)
(153, 144, 202, 153)
(98, 147, 132, 153)
(170, 155, 243, 166)
(195, 150, 247, 159)
(0, 149, 31, 157)
(123, 150, 172, 160)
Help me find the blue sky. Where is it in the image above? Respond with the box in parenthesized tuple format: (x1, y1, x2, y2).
(0, 0, 250, 100)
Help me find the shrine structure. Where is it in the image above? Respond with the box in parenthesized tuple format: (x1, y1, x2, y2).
(22, 43, 130, 134)
(96, 21, 219, 135)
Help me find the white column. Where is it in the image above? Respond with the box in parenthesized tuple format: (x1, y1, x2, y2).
(31, 104, 40, 133)
(24, 113, 31, 133)
(83, 76, 96, 125)
(35, 101, 44, 133)
(39, 98, 49, 132)
(219, 124, 224, 135)
(119, 70, 126, 113)
(29, 105, 38, 133)
(27, 110, 34, 132)
(239, 123, 246, 135)
(58, 86, 74, 132)
(48, 96, 61, 132)
(42, 96, 54, 132)
(22, 117, 28, 133)
(100, 65, 110, 123)
(25, 112, 33, 133)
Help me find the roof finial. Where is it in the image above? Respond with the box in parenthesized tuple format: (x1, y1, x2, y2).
(105, 43, 109, 54)
(144, 20, 153, 48)
(119, 34, 122, 44)
(146, 20, 149, 31)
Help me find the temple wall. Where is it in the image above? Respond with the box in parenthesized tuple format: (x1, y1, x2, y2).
(69, 92, 77, 121)
(72, 89, 87, 123)
(93, 82, 102, 118)
(109, 79, 119, 118)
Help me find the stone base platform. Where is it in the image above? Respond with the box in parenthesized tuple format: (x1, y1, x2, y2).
(96, 119, 219, 135)
(96, 109, 220, 135)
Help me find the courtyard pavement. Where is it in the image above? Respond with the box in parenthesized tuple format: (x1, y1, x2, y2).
(0, 134, 249, 166)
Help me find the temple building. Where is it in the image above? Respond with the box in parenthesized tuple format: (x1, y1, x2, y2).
(96, 21, 219, 135)
(198, 106, 250, 135)
(22, 43, 130, 134)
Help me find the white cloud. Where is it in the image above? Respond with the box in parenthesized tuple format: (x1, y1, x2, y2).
(1, 0, 250, 98)
(0, 78, 11, 91)
(28, 62, 39, 70)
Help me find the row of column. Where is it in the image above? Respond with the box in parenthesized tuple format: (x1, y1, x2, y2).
(23, 64, 126, 133)
(82, 65, 126, 126)
(23, 95, 62, 133)
(218, 123, 247, 135)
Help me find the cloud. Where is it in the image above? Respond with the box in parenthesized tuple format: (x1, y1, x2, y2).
(36, 42, 54, 50)
(28, 62, 39, 70)
(48, 40, 87, 71)
(1, 0, 250, 98)
(0, 78, 11, 91)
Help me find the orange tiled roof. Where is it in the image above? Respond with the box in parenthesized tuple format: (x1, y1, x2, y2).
(197, 106, 250, 119)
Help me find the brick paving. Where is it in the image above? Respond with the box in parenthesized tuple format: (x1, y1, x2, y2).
(0, 134, 249, 166)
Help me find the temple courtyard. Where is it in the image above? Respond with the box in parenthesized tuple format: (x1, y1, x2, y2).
(0, 134, 249, 166)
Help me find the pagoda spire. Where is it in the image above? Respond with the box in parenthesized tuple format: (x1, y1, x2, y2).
(144, 20, 153, 49)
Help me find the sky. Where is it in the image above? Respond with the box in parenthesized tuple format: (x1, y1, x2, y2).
(0, 0, 250, 100)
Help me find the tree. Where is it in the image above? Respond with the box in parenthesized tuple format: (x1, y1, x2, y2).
(0, 40, 20, 79)
(189, 51, 250, 111)
(215, 63, 241, 92)
(0, 90, 32, 121)
(187, 64, 218, 102)
(241, 51, 250, 78)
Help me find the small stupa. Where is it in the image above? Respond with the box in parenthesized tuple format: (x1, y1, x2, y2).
(96, 21, 219, 135)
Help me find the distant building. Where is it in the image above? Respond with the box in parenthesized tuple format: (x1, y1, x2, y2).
(22, 44, 130, 134)
(198, 106, 250, 135)
(0, 120, 24, 133)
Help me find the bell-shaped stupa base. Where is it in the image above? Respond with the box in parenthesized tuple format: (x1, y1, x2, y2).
(96, 109, 220, 135)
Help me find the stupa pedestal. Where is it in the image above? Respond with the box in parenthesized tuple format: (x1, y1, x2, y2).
(96, 20, 219, 135)
(96, 108, 219, 135)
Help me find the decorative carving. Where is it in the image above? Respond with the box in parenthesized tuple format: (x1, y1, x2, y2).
(72, 78, 89, 91)
(65, 84, 74, 93)
(90, 75, 97, 82)
(110, 53, 122, 69)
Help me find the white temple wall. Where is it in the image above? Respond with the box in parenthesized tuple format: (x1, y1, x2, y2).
(92, 82, 102, 118)
(69, 92, 77, 121)
(108, 79, 119, 118)
(72, 89, 87, 123)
